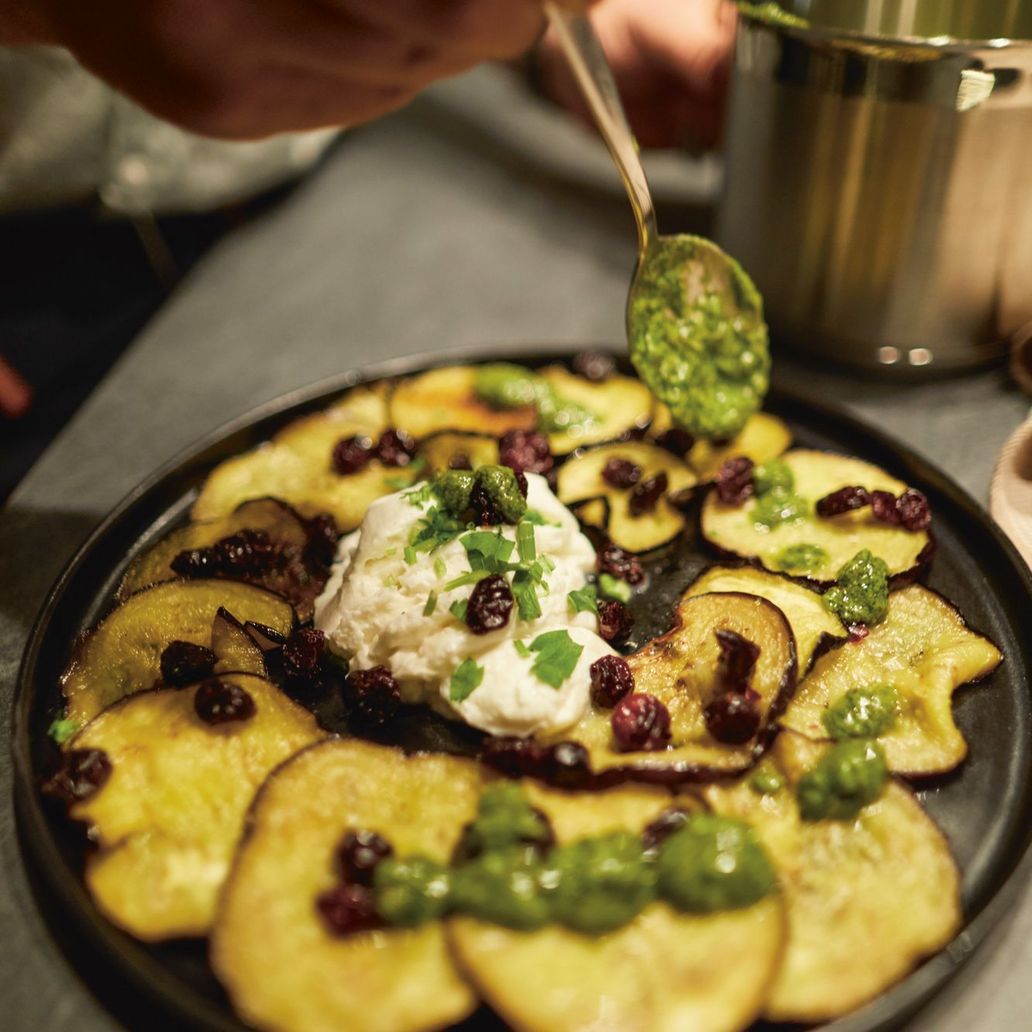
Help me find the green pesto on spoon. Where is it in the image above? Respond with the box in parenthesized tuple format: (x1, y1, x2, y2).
(544, 4, 770, 439)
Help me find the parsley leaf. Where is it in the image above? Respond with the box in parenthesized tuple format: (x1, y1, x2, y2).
(514, 640, 531, 658)
(529, 630, 583, 688)
(567, 584, 599, 615)
(450, 599, 469, 622)
(461, 530, 515, 570)
(598, 573, 632, 603)
(512, 570, 542, 621)
(449, 658, 485, 702)
(410, 503, 465, 554)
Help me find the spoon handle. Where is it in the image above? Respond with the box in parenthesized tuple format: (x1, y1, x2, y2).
(543, 2, 658, 252)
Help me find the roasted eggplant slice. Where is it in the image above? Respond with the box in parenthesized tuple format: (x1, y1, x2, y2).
(537, 365, 654, 455)
(686, 567, 845, 673)
(389, 365, 538, 438)
(417, 430, 500, 472)
(651, 407, 792, 481)
(781, 585, 1002, 774)
(212, 739, 482, 1032)
(701, 449, 932, 582)
(61, 581, 295, 723)
(449, 781, 784, 1032)
(556, 442, 696, 553)
(271, 384, 390, 465)
(211, 608, 268, 676)
(704, 733, 961, 1023)
(540, 592, 796, 781)
(67, 675, 324, 940)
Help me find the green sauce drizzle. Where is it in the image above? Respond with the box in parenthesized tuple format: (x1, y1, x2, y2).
(750, 460, 807, 529)
(823, 685, 898, 740)
(796, 739, 888, 822)
(823, 549, 890, 627)
(374, 856, 451, 927)
(749, 763, 786, 795)
(775, 542, 829, 573)
(473, 363, 595, 434)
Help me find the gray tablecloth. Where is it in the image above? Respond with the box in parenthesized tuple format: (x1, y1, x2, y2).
(2, 67, 1030, 1031)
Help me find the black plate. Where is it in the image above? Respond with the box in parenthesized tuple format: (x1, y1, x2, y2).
(12, 346, 1032, 1032)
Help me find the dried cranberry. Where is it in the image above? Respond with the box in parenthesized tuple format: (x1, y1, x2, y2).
(896, 489, 931, 531)
(332, 435, 373, 475)
(480, 735, 542, 777)
(654, 428, 696, 458)
(514, 470, 529, 499)
(336, 829, 393, 885)
(281, 627, 327, 680)
(316, 883, 382, 936)
(498, 429, 553, 475)
(611, 693, 671, 752)
(44, 748, 112, 803)
(304, 512, 340, 567)
(160, 640, 216, 687)
(215, 529, 280, 576)
(704, 688, 761, 744)
(449, 452, 473, 471)
(628, 471, 669, 517)
(597, 599, 634, 644)
(169, 546, 218, 578)
(194, 678, 256, 725)
(572, 350, 615, 382)
(466, 574, 514, 634)
(601, 458, 642, 489)
(816, 486, 872, 518)
(540, 741, 592, 788)
(715, 457, 755, 506)
(349, 666, 401, 726)
(589, 655, 634, 708)
(596, 542, 645, 586)
(870, 490, 901, 525)
(715, 629, 760, 693)
(642, 807, 694, 851)
(470, 481, 502, 526)
(374, 428, 416, 467)
(848, 623, 870, 643)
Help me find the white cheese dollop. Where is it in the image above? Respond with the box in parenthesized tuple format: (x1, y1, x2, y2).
(314, 473, 615, 736)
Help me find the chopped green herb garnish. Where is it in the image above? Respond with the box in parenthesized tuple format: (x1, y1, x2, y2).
(423, 591, 438, 616)
(539, 555, 556, 573)
(512, 570, 543, 621)
(382, 547, 398, 559)
(516, 520, 537, 562)
(404, 545, 417, 565)
(514, 640, 532, 658)
(462, 530, 516, 570)
(567, 584, 599, 615)
(528, 629, 584, 688)
(410, 503, 466, 554)
(404, 480, 436, 507)
(450, 599, 469, 622)
(523, 509, 558, 527)
(444, 569, 492, 591)
(48, 716, 81, 745)
(598, 573, 632, 603)
(449, 658, 485, 702)
(434, 556, 447, 578)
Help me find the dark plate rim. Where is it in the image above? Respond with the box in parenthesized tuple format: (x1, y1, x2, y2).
(12, 341, 1032, 1032)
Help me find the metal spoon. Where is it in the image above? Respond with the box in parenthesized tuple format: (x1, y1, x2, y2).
(543, 3, 769, 439)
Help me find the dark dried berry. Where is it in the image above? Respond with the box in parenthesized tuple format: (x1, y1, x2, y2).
(349, 666, 401, 726)
(498, 429, 554, 475)
(715, 629, 760, 693)
(215, 529, 280, 576)
(470, 481, 503, 526)
(654, 428, 696, 458)
(597, 599, 634, 644)
(870, 490, 901, 525)
(466, 574, 514, 634)
(514, 470, 529, 499)
(596, 542, 646, 586)
(539, 741, 592, 789)
(611, 693, 671, 752)
(449, 452, 473, 471)
(194, 678, 256, 725)
(304, 512, 340, 567)
(332, 435, 373, 475)
(896, 489, 931, 531)
(589, 655, 634, 708)
(169, 547, 218, 578)
(44, 748, 112, 803)
(601, 458, 643, 489)
(571, 350, 615, 382)
(480, 735, 542, 777)
(375, 428, 416, 467)
(704, 688, 761, 744)
(160, 640, 216, 687)
(628, 471, 669, 517)
(316, 883, 382, 936)
(336, 829, 394, 885)
(848, 623, 870, 643)
(816, 486, 871, 518)
(642, 807, 694, 851)
(281, 627, 327, 680)
(715, 457, 755, 506)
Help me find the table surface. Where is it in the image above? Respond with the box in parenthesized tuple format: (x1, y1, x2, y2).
(2, 66, 1030, 1031)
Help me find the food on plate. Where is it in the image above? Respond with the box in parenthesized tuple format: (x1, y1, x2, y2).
(60, 580, 295, 723)
(781, 585, 1003, 774)
(705, 733, 961, 1021)
(59, 674, 324, 939)
(701, 449, 933, 582)
(556, 441, 696, 552)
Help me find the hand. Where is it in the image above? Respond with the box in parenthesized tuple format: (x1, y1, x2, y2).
(537, 0, 736, 150)
(7, 0, 560, 138)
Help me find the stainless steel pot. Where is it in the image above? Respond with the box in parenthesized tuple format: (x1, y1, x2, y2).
(716, 1, 1032, 373)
